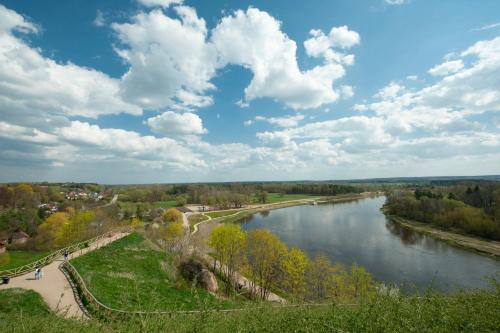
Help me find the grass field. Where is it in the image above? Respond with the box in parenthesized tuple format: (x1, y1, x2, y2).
(220, 210, 255, 224)
(1, 286, 499, 332)
(187, 214, 209, 232)
(205, 209, 244, 219)
(256, 193, 317, 204)
(0, 250, 51, 271)
(70, 232, 241, 311)
(118, 200, 178, 212)
(0, 289, 50, 316)
(152, 200, 178, 209)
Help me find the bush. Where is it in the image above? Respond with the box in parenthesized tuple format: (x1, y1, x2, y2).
(0, 252, 11, 266)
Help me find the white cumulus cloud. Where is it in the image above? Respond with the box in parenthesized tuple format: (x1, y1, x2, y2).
(137, 0, 183, 8)
(428, 59, 464, 76)
(146, 111, 207, 137)
(211, 8, 350, 110)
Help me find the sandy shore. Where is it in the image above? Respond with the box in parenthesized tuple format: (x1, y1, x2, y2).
(388, 215, 500, 259)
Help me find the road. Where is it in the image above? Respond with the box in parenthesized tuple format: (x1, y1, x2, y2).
(100, 194, 118, 208)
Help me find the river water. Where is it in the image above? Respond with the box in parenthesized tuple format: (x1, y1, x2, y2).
(240, 196, 500, 292)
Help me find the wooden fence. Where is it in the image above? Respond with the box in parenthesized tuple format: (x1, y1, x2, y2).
(0, 230, 124, 278)
(61, 259, 353, 319)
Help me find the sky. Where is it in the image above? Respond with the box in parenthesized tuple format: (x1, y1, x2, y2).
(0, 0, 499, 184)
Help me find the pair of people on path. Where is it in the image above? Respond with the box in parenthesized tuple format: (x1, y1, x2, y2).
(35, 267, 43, 280)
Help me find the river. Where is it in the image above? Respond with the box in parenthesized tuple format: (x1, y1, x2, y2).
(240, 196, 500, 292)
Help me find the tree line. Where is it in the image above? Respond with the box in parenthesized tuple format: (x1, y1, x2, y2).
(385, 182, 500, 240)
(209, 224, 374, 302)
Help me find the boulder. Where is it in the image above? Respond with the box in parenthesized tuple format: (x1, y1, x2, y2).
(200, 269, 218, 293)
(179, 258, 218, 293)
(10, 231, 29, 245)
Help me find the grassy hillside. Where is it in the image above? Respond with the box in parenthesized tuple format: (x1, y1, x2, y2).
(70, 233, 242, 311)
(1, 287, 499, 332)
(0, 250, 50, 270)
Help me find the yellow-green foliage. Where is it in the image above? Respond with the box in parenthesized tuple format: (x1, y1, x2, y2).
(209, 224, 247, 294)
(35, 210, 96, 249)
(244, 229, 288, 300)
(163, 208, 183, 223)
(282, 247, 308, 298)
(130, 217, 144, 230)
(159, 222, 183, 244)
(209, 227, 376, 302)
(0, 252, 11, 265)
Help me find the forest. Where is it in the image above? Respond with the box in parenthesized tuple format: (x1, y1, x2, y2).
(385, 181, 500, 240)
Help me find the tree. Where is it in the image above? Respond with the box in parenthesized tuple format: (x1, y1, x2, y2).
(305, 254, 346, 301)
(208, 224, 247, 295)
(130, 217, 144, 230)
(35, 212, 70, 249)
(13, 184, 37, 208)
(343, 263, 374, 300)
(64, 211, 95, 243)
(257, 191, 268, 204)
(245, 229, 287, 300)
(158, 222, 184, 250)
(175, 195, 188, 206)
(281, 247, 308, 300)
(163, 208, 183, 224)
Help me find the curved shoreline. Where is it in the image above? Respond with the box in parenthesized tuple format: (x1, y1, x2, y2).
(190, 192, 379, 235)
(387, 215, 500, 259)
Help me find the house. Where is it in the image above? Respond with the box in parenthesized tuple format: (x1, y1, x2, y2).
(10, 231, 30, 245)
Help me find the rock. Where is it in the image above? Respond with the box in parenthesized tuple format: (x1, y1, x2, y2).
(10, 231, 29, 245)
(179, 258, 218, 293)
(201, 269, 218, 293)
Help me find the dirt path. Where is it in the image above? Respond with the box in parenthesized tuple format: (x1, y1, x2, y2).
(212, 260, 285, 303)
(0, 232, 129, 318)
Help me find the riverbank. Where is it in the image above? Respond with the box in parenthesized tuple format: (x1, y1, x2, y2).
(387, 215, 500, 259)
(239, 192, 381, 216)
(191, 192, 379, 236)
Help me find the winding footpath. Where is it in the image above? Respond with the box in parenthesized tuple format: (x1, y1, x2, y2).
(0, 232, 129, 318)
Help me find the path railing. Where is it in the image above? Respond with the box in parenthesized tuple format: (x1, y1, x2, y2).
(61, 259, 357, 319)
(0, 228, 127, 278)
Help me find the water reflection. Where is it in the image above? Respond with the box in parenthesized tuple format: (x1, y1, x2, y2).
(385, 220, 420, 245)
(240, 196, 500, 292)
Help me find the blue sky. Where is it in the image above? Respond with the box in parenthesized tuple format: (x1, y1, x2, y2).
(0, 0, 499, 183)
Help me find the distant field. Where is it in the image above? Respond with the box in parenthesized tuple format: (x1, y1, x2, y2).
(0, 250, 51, 271)
(118, 200, 178, 211)
(258, 193, 316, 204)
(220, 210, 255, 224)
(206, 209, 244, 219)
(70, 233, 242, 311)
(152, 200, 178, 208)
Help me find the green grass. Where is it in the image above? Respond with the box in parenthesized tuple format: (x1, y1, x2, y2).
(0, 289, 50, 316)
(70, 232, 241, 311)
(118, 200, 178, 212)
(187, 214, 209, 232)
(221, 210, 255, 224)
(256, 193, 316, 204)
(206, 209, 244, 219)
(152, 200, 178, 208)
(117, 201, 138, 211)
(1, 287, 499, 332)
(0, 250, 51, 271)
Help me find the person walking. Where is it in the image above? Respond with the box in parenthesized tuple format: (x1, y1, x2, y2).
(35, 267, 40, 280)
(64, 250, 69, 261)
(38, 267, 43, 279)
